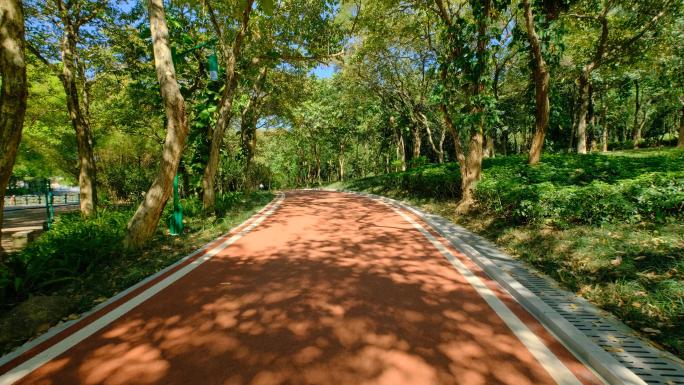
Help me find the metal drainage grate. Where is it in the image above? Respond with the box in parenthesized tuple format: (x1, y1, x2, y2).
(504, 264, 684, 385)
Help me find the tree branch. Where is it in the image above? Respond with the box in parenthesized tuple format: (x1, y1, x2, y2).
(435, 0, 452, 26)
(257, 49, 345, 65)
(202, 0, 228, 58)
(604, 5, 669, 62)
(26, 43, 60, 74)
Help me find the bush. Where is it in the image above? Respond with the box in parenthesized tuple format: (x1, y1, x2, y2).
(0, 209, 131, 305)
(347, 162, 461, 199)
(343, 149, 684, 227)
(475, 151, 684, 226)
(1, 192, 275, 308)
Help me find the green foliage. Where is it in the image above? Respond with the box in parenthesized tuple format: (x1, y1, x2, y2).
(0, 193, 274, 310)
(347, 149, 684, 227)
(475, 151, 684, 225)
(346, 162, 460, 199)
(1, 209, 131, 304)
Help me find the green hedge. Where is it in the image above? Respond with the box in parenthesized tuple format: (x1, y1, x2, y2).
(475, 151, 684, 226)
(345, 149, 684, 227)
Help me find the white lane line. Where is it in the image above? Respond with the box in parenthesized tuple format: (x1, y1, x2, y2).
(386, 202, 584, 385)
(0, 193, 285, 385)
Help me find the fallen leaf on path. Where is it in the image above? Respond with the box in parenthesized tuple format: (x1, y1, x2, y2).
(604, 347, 624, 353)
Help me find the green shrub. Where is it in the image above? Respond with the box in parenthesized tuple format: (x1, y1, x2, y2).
(475, 152, 684, 226)
(347, 162, 461, 199)
(342, 149, 684, 227)
(1, 210, 131, 305)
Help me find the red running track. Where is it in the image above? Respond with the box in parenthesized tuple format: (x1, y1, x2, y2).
(0, 190, 604, 385)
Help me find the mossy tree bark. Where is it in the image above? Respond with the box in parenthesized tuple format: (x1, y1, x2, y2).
(124, 0, 189, 248)
(523, 0, 550, 165)
(0, 0, 28, 255)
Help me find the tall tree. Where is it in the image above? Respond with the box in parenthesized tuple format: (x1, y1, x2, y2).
(0, 0, 28, 254)
(201, 0, 254, 212)
(240, 65, 269, 190)
(124, 0, 189, 248)
(434, 0, 503, 212)
(523, 0, 550, 164)
(570, 0, 673, 154)
(25, 0, 107, 216)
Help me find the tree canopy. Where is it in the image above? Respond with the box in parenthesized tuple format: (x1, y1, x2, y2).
(1, 0, 683, 246)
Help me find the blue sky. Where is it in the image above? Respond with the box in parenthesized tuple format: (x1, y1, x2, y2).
(310, 64, 337, 79)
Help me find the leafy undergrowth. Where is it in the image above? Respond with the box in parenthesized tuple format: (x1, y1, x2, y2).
(334, 148, 684, 358)
(0, 191, 274, 354)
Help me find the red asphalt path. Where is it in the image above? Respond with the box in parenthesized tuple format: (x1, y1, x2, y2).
(0, 190, 604, 385)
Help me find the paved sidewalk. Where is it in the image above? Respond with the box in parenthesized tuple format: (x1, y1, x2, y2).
(1, 191, 604, 384)
(1, 205, 79, 252)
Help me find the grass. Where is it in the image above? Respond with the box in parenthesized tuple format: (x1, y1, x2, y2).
(0, 191, 274, 354)
(332, 148, 684, 358)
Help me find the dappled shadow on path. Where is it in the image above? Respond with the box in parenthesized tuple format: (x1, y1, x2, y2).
(18, 191, 559, 385)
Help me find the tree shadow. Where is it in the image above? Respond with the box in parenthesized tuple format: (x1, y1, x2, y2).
(16, 191, 562, 385)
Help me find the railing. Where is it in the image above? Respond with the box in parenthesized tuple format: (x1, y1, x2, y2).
(4, 193, 80, 207)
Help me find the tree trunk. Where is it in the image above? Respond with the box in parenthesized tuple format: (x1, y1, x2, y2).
(601, 97, 609, 152)
(411, 124, 421, 162)
(316, 152, 321, 184)
(440, 103, 466, 174)
(202, 0, 254, 211)
(678, 104, 684, 148)
(588, 84, 597, 151)
(576, 72, 590, 154)
(484, 133, 495, 158)
(456, 0, 490, 213)
(420, 112, 444, 163)
(632, 79, 641, 148)
(459, 131, 483, 212)
(58, 11, 97, 216)
(338, 143, 345, 181)
(0, 0, 28, 255)
(397, 135, 406, 171)
(524, 0, 551, 165)
(124, 0, 189, 248)
(391, 116, 406, 171)
(439, 127, 446, 162)
(240, 66, 267, 191)
(568, 85, 577, 152)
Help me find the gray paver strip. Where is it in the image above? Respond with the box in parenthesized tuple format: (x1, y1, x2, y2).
(330, 189, 684, 385)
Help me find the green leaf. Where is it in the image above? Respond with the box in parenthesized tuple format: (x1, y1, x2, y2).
(258, 0, 274, 16)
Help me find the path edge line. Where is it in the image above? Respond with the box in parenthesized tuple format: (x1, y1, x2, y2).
(328, 189, 645, 385)
(0, 192, 285, 384)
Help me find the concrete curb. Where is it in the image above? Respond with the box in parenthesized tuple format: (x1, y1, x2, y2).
(330, 189, 647, 385)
